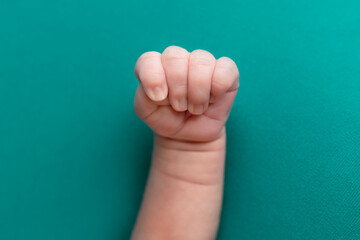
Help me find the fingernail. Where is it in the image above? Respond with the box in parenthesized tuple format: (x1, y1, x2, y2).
(178, 98, 187, 111)
(189, 104, 203, 115)
(149, 86, 166, 101)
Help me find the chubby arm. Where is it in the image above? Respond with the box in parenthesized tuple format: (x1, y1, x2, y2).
(131, 131, 226, 240)
(130, 46, 239, 240)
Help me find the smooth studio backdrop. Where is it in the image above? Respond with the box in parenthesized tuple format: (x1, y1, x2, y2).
(1, 0, 360, 239)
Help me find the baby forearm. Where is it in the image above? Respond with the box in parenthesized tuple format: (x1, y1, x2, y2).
(131, 129, 226, 240)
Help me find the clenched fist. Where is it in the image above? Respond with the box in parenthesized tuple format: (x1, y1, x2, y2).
(134, 46, 239, 142)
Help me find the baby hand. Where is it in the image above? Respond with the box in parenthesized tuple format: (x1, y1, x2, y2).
(134, 46, 239, 142)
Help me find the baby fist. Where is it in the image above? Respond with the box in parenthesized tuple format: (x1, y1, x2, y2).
(134, 46, 239, 142)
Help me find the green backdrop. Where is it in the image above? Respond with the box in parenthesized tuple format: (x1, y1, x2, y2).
(1, 0, 360, 239)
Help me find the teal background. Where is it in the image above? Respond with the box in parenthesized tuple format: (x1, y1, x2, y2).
(1, 0, 359, 239)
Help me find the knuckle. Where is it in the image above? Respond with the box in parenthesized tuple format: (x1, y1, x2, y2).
(138, 51, 161, 62)
(163, 45, 189, 58)
(135, 51, 161, 76)
(190, 50, 216, 67)
(165, 55, 188, 64)
(191, 57, 213, 67)
(162, 46, 189, 67)
(191, 49, 214, 57)
(218, 57, 240, 79)
(218, 56, 234, 64)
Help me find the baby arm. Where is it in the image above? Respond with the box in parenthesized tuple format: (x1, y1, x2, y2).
(131, 46, 239, 240)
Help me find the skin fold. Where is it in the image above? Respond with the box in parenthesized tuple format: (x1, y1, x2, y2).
(131, 45, 239, 240)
